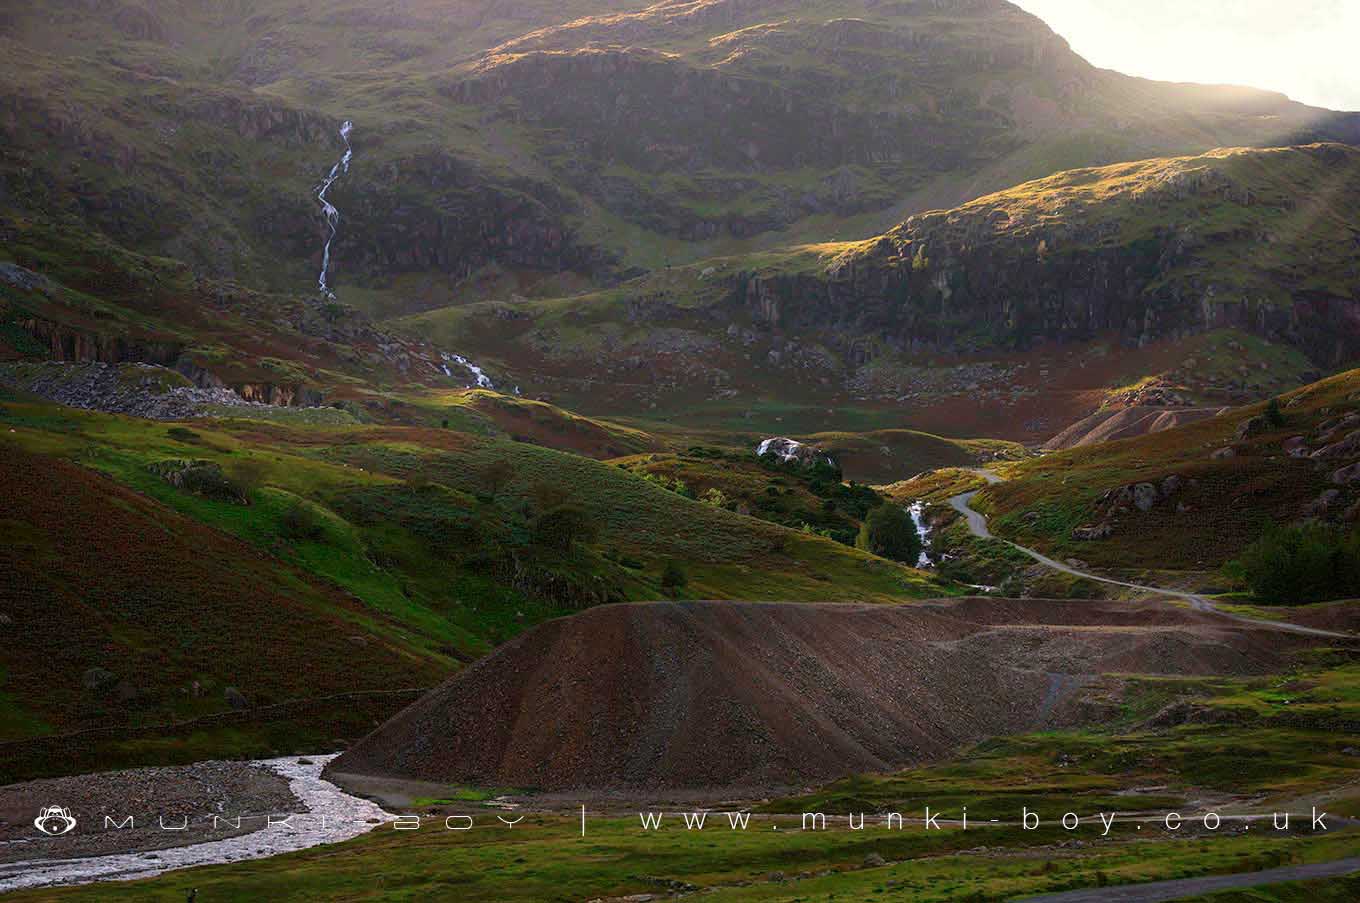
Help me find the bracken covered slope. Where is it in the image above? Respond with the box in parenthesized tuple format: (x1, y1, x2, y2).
(327, 597, 1308, 793)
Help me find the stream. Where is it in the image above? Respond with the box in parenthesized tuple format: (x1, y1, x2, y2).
(0, 755, 391, 892)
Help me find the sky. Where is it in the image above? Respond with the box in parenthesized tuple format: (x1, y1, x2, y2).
(1011, 0, 1359, 112)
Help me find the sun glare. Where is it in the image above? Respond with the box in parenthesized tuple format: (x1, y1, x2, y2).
(1012, 0, 1359, 112)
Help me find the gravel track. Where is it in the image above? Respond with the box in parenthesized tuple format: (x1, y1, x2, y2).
(949, 470, 1353, 640)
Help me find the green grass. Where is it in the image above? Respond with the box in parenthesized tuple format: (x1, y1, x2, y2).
(9, 808, 1355, 902)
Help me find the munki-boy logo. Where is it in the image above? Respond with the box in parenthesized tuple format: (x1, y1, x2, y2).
(34, 806, 78, 836)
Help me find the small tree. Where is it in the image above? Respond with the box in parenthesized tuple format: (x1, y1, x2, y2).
(661, 560, 689, 596)
(856, 504, 922, 565)
(531, 504, 597, 553)
(1264, 397, 1286, 428)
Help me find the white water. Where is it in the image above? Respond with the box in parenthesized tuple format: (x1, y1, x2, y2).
(908, 500, 933, 567)
(316, 121, 354, 300)
(442, 352, 495, 390)
(0, 755, 391, 892)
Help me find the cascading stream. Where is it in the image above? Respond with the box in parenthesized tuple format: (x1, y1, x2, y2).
(316, 120, 354, 300)
(311, 120, 499, 392)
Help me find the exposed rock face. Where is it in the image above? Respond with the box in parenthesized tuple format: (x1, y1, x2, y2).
(725, 145, 1360, 367)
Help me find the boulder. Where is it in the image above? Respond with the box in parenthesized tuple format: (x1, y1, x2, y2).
(1072, 523, 1113, 541)
(1133, 483, 1158, 512)
(1160, 475, 1183, 498)
(224, 686, 249, 710)
(1211, 447, 1237, 460)
(81, 667, 118, 692)
(1331, 462, 1360, 485)
(1282, 436, 1309, 458)
(1311, 429, 1360, 460)
(1305, 489, 1342, 517)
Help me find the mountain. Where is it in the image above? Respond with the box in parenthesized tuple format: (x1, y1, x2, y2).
(405, 144, 1357, 437)
(3, 0, 1357, 314)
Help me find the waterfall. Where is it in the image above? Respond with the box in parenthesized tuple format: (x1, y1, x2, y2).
(441, 352, 495, 390)
(316, 120, 354, 300)
(908, 500, 933, 567)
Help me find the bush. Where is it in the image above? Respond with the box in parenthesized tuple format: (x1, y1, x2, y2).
(855, 504, 922, 565)
(1264, 397, 1286, 428)
(279, 502, 326, 543)
(1225, 522, 1360, 604)
(531, 504, 598, 553)
(661, 560, 689, 595)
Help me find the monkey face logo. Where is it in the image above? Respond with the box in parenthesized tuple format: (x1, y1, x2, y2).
(34, 806, 77, 836)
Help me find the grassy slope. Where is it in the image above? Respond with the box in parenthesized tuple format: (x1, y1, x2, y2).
(397, 146, 1349, 432)
(0, 443, 448, 780)
(973, 368, 1360, 577)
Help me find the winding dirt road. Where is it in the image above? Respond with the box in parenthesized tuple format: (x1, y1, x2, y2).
(949, 470, 1352, 639)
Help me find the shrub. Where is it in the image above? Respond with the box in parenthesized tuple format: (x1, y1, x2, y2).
(481, 457, 515, 499)
(1265, 397, 1286, 428)
(661, 560, 689, 595)
(855, 504, 922, 565)
(1225, 522, 1360, 604)
(279, 502, 327, 543)
(531, 504, 598, 553)
(701, 487, 730, 509)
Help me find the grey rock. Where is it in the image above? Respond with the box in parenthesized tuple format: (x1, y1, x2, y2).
(1072, 523, 1113, 541)
(82, 667, 118, 692)
(1211, 447, 1237, 460)
(863, 852, 887, 868)
(1331, 462, 1360, 485)
(1160, 475, 1183, 497)
(0, 262, 54, 294)
(1311, 429, 1360, 460)
(1305, 489, 1342, 516)
(224, 687, 249, 710)
(1283, 436, 1309, 457)
(1133, 483, 1158, 512)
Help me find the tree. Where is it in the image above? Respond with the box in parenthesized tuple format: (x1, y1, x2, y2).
(661, 560, 689, 596)
(531, 504, 598, 553)
(1225, 522, 1360, 604)
(855, 504, 922, 565)
(1264, 397, 1286, 428)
